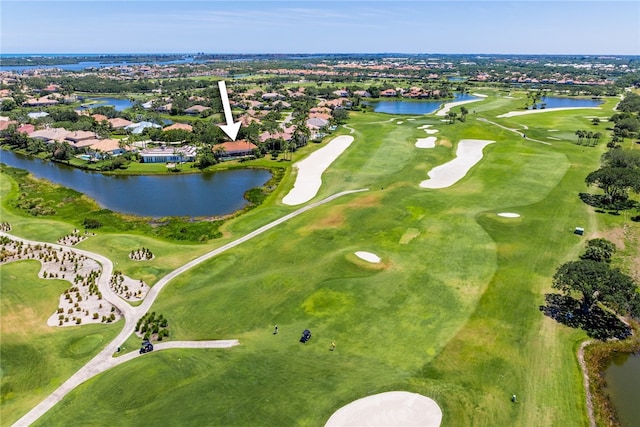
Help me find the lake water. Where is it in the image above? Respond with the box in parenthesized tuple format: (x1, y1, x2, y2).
(531, 97, 603, 109)
(605, 352, 640, 427)
(0, 57, 200, 73)
(0, 150, 271, 218)
(78, 97, 134, 112)
(366, 93, 478, 115)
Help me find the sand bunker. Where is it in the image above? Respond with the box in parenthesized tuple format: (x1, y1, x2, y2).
(416, 137, 437, 149)
(355, 251, 381, 263)
(498, 212, 520, 218)
(420, 139, 494, 189)
(325, 391, 442, 427)
(471, 93, 488, 98)
(497, 107, 601, 118)
(397, 121, 404, 124)
(282, 135, 354, 205)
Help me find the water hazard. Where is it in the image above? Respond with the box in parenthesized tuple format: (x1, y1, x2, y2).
(0, 150, 271, 218)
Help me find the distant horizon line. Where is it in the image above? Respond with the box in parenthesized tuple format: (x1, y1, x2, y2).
(2, 52, 639, 58)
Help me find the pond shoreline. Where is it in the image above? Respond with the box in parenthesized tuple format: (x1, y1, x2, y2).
(582, 320, 640, 426)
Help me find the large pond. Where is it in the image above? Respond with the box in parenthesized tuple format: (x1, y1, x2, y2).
(605, 352, 640, 426)
(531, 97, 603, 109)
(78, 97, 134, 112)
(0, 150, 271, 218)
(366, 93, 478, 115)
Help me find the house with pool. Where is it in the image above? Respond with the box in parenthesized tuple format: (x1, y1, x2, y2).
(139, 145, 197, 163)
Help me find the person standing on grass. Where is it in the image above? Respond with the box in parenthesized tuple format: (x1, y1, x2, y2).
(330, 341, 336, 351)
(273, 325, 278, 335)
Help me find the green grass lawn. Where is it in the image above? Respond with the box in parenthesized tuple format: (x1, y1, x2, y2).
(0, 261, 120, 425)
(2, 91, 637, 426)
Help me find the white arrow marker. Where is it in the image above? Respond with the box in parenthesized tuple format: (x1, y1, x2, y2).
(218, 80, 241, 141)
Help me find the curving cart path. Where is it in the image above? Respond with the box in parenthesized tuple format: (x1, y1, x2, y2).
(8, 188, 368, 427)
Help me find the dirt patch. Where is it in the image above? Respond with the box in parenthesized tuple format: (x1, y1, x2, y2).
(593, 227, 626, 250)
(344, 193, 382, 208)
(438, 138, 452, 148)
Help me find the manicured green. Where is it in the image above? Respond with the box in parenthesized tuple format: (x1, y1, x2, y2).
(3, 89, 638, 426)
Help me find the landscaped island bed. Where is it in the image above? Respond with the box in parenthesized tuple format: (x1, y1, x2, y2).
(1, 62, 639, 427)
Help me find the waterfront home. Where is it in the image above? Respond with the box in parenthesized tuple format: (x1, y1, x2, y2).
(89, 138, 128, 155)
(29, 127, 72, 143)
(23, 96, 59, 107)
(66, 130, 98, 145)
(139, 145, 197, 163)
(380, 89, 397, 97)
(213, 140, 257, 159)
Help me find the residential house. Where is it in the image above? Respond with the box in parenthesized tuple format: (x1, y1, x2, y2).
(17, 124, 35, 134)
(89, 138, 128, 155)
(213, 140, 257, 159)
(23, 96, 59, 107)
(65, 130, 98, 146)
(156, 103, 172, 113)
(29, 128, 72, 143)
(91, 114, 109, 123)
(380, 89, 397, 97)
(306, 117, 329, 139)
(333, 89, 349, 97)
(163, 123, 193, 132)
(261, 92, 284, 100)
(139, 145, 197, 163)
(27, 112, 50, 120)
(108, 117, 133, 129)
(184, 105, 210, 115)
(125, 121, 162, 135)
(353, 90, 371, 98)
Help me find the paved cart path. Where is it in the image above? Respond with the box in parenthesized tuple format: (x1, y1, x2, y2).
(9, 188, 368, 427)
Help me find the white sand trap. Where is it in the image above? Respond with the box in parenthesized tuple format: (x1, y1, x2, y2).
(283, 135, 354, 205)
(440, 119, 448, 122)
(436, 97, 485, 116)
(397, 121, 403, 124)
(496, 107, 601, 118)
(548, 129, 559, 132)
(407, 118, 416, 121)
(420, 139, 495, 189)
(417, 125, 432, 129)
(498, 212, 520, 218)
(424, 129, 438, 134)
(547, 136, 561, 140)
(416, 137, 437, 148)
(355, 251, 381, 263)
(471, 93, 488, 98)
(325, 391, 442, 427)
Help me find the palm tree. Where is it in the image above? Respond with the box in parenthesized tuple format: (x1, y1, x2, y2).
(593, 132, 602, 146)
(575, 130, 585, 145)
(585, 131, 594, 145)
(447, 111, 457, 124)
(459, 106, 468, 122)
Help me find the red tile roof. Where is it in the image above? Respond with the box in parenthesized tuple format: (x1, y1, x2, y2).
(213, 139, 257, 155)
(163, 123, 193, 132)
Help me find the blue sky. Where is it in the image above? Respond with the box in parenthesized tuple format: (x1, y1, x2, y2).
(2, 1, 639, 55)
